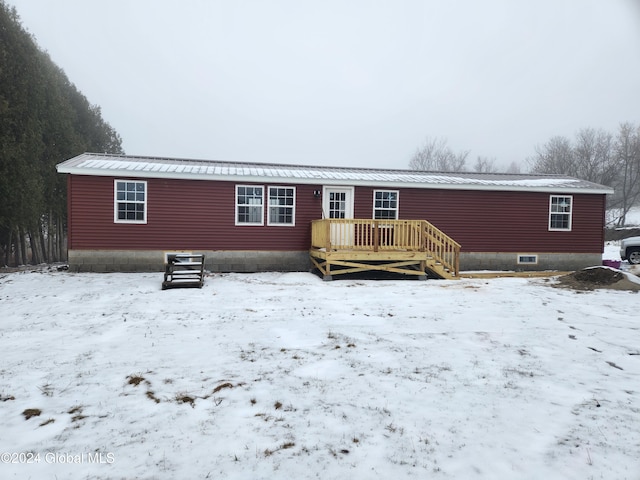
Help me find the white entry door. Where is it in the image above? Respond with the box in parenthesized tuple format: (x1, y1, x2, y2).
(323, 187, 354, 247)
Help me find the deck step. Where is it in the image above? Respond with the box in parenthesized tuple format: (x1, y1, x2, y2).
(162, 254, 205, 289)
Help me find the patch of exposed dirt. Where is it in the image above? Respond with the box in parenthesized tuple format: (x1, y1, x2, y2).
(555, 267, 640, 291)
(0, 263, 68, 273)
(22, 408, 42, 420)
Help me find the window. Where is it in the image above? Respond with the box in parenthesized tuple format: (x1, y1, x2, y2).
(328, 191, 347, 219)
(114, 180, 146, 223)
(373, 190, 399, 220)
(268, 187, 295, 226)
(549, 195, 572, 231)
(236, 185, 264, 225)
(517, 254, 538, 265)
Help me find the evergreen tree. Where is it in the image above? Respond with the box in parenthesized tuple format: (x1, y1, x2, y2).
(0, 1, 123, 265)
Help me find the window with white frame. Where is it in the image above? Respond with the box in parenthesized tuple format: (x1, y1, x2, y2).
(236, 185, 264, 225)
(517, 254, 538, 265)
(549, 195, 572, 231)
(268, 186, 295, 226)
(373, 190, 399, 220)
(114, 180, 147, 223)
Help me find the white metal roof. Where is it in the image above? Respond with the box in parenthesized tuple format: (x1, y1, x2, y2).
(56, 153, 614, 194)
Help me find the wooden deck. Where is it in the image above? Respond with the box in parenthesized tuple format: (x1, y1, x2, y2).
(310, 219, 460, 280)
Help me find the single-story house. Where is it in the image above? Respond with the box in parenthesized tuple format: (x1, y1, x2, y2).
(56, 153, 613, 278)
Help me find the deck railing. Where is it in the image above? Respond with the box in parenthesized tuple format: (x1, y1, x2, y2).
(422, 221, 460, 277)
(310, 219, 461, 276)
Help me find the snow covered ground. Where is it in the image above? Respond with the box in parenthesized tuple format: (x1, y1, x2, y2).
(1, 253, 639, 479)
(625, 206, 640, 226)
(609, 205, 640, 227)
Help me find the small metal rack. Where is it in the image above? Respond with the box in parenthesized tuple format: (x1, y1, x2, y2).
(161, 254, 205, 290)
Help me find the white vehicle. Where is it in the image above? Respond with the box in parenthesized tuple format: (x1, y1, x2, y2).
(620, 236, 640, 264)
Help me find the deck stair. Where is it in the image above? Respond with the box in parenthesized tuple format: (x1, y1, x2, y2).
(310, 219, 460, 280)
(422, 221, 460, 279)
(162, 253, 205, 290)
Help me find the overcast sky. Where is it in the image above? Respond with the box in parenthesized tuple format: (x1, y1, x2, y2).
(6, 0, 640, 170)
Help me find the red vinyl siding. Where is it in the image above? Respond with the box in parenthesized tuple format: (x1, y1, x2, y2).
(68, 175, 606, 254)
(68, 175, 323, 251)
(354, 187, 605, 253)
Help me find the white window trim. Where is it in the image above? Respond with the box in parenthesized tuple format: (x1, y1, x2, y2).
(548, 195, 573, 231)
(267, 186, 296, 227)
(517, 254, 538, 265)
(114, 179, 147, 224)
(235, 185, 264, 226)
(372, 189, 399, 220)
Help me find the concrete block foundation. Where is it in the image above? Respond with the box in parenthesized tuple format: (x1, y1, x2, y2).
(68, 250, 311, 273)
(68, 249, 600, 274)
(459, 252, 602, 272)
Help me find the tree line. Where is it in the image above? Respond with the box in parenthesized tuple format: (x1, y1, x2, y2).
(409, 137, 522, 174)
(528, 124, 640, 226)
(409, 125, 640, 226)
(0, 1, 123, 267)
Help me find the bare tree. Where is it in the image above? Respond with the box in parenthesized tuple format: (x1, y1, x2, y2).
(610, 122, 640, 226)
(505, 161, 522, 174)
(409, 137, 469, 172)
(528, 124, 640, 226)
(473, 156, 498, 173)
(529, 129, 617, 185)
(573, 128, 617, 186)
(528, 136, 575, 176)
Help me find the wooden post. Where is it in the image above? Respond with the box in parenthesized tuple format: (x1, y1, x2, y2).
(325, 219, 331, 250)
(373, 220, 379, 252)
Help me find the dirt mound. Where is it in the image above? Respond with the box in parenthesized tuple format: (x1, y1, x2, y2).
(572, 268, 624, 285)
(555, 267, 640, 291)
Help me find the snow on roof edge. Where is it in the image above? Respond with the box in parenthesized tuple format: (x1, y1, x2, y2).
(56, 153, 615, 194)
